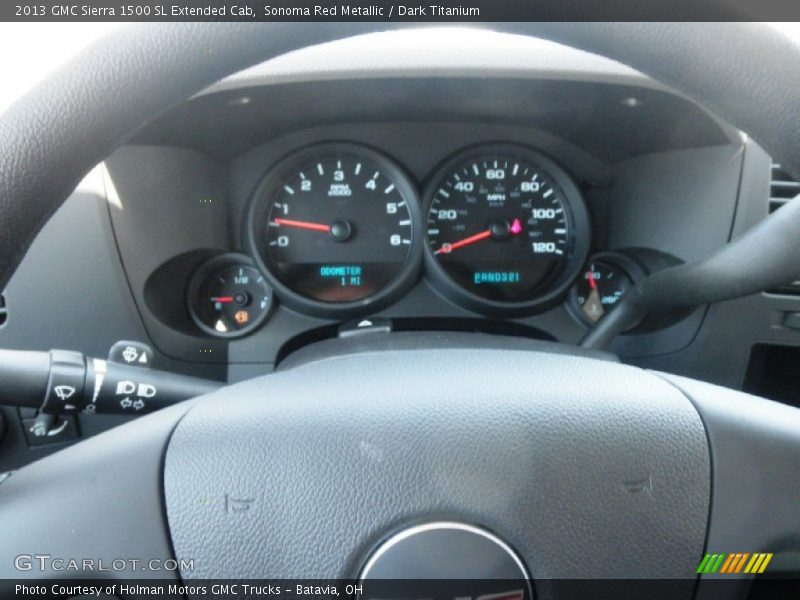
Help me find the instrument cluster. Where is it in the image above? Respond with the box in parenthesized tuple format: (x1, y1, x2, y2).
(188, 141, 604, 337)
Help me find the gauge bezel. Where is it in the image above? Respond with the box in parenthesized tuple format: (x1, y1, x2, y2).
(567, 250, 647, 328)
(245, 142, 423, 319)
(422, 143, 591, 317)
(187, 253, 273, 339)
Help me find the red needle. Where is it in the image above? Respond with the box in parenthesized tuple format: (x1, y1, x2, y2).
(587, 271, 598, 290)
(211, 296, 234, 303)
(272, 218, 331, 233)
(435, 229, 492, 255)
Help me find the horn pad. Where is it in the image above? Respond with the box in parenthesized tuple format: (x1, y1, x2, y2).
(163, 343, 709, 586)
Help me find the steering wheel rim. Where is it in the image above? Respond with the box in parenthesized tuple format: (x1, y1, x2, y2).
(1, 22, 799, 595)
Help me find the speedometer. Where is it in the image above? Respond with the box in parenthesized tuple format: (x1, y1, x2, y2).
(246, 143, 422, 317)
(423, 145, 590, 315)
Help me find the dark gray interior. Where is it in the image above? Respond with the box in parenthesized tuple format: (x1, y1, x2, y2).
(1, 32, 791, 465)
(0, 23, 799, 598)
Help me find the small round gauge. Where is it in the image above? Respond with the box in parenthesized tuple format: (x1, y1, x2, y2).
(424, 144, 590, 315)
(247, 143, 422, 317)
(188, 254, 273, 338)
(568, 252, 644, 326)
(571, 262, 632, 324)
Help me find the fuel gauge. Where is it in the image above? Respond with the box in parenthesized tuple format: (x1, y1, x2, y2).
(188, 254, 273, 338)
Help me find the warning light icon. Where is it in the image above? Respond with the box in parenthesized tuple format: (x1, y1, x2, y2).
(234, 310, 249, 324)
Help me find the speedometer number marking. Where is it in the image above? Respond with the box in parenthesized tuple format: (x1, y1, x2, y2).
(425, 147, 586, 309)
(249, 145, 421, 310)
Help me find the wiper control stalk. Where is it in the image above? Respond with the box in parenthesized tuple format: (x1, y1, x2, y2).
(0, 342, 221, 427)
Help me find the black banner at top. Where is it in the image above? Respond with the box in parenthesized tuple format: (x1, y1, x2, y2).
(6, 0, 800, 22)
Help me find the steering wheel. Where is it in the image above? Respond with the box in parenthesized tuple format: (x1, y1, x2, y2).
(1, 23, 799, 596)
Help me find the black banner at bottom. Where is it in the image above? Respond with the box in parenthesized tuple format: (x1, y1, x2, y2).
(3, 577, 800, 600)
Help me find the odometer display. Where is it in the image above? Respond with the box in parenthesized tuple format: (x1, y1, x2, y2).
(424, 146, 589, 313)
(247, 144, 421, 314)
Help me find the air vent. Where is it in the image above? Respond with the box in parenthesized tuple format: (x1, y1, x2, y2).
(769, 163, 800, 213)
(767, 165, 800, 295)
(0, 294, 6, 326)
(771, 280, 800, 296)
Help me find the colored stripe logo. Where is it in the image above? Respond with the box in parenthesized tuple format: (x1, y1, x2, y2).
(697, 552, 773, 574)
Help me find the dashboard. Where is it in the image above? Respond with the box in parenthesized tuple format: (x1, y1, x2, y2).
(97, 53, 744, 373)
(201, 141, 591, 328)
(2, 29, 795, 470)
(102, 115, 738, 370)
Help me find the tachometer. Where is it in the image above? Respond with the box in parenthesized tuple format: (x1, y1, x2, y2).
(247, 144, 422, 317)
(424, 145, 590, 315)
